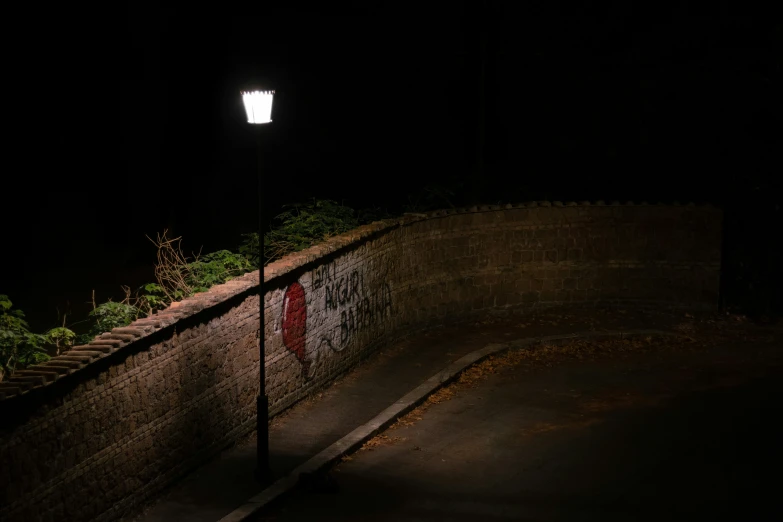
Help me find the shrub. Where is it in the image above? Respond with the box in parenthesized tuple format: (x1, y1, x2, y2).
(44, 326, 76, 356)
(187, 249, 254, 292)
(80, 301, 140, 344)
(138, 283, 168, 315)
(0, 295, 49, 381)
(261, 199, 359, 263)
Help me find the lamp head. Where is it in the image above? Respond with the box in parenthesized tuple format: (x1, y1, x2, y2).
(241, 89, 275, 124)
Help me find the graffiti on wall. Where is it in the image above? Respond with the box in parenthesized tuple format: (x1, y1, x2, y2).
(320, 281, 393, 351)
(315, 264, 393, 352)
(279, 261, 394, 379)
(281, 282, 310, 377)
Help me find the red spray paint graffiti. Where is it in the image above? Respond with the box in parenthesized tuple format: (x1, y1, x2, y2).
(282, 282, 309, 376)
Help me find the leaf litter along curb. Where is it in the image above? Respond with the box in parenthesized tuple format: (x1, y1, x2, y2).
(347, 331, 737, 459)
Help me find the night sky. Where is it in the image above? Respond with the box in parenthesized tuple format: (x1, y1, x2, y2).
(3, 2, 781, 332)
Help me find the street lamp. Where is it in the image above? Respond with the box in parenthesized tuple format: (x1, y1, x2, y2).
(242, 89, 274, 484)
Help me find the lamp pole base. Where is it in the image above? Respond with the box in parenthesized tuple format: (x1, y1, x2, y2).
(255, 394, 273, 485)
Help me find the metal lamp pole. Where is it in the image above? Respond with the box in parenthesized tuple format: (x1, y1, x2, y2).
(241, 89, 275, 484)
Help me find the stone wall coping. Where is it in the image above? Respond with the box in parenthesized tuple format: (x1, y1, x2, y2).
(0, 201, 720, 402)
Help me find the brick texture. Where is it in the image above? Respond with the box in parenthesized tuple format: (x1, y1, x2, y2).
(0, 202, 722, 522)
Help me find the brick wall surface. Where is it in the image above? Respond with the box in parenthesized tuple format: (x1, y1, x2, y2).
(0, 202, 722, 522)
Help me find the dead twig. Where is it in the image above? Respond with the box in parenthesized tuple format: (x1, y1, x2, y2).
(146, 230, 196, 302)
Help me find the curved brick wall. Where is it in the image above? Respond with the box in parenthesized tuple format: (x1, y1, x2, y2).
(0, 202, 722, 521)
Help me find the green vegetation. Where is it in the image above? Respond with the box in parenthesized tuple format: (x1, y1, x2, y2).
(79, 302, 140, 345)
(44, 326, 76, 356)
(264, 199, 359, 261)
(257, 199, 392, 264)
(1, 295, 50, 382)
(0, 184, 465, 381)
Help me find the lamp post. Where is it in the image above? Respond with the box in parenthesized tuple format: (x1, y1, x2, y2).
(242, 89, 274, 484)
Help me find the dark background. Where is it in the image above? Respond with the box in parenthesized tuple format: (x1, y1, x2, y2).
(2, 1, 780, 332)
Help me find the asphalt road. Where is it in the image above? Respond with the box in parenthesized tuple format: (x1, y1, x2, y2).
(255, 337, 783, 521)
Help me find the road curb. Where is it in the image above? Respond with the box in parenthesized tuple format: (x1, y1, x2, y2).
(217, 329, 674, 522)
